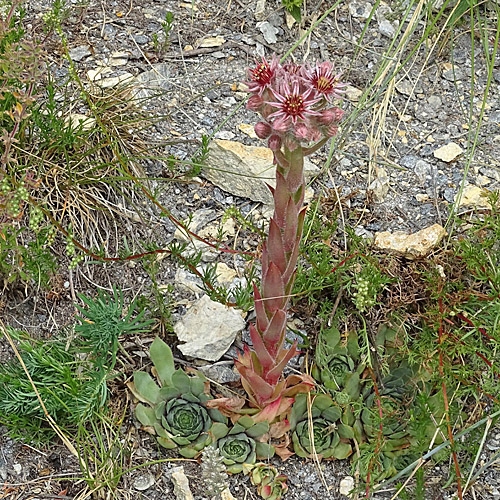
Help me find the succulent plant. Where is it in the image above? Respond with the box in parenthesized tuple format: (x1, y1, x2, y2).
(201, 444, 229, 497)
(217, 415, 274, 473)
(249, 463, 288, 500)
(312, 326, 363, 404)
(289, 393, 353, 460)
(130, 337, 228, 458)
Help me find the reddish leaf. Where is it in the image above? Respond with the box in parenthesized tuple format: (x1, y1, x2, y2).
(267, 218, 286, 273)
(254, 396, 294, 423)
(269, 418, 291, 438)
(272, 170, 289, 228)
(249, 323, 274, 371)
(238, 365, 275, 402)
(283, 199, 298, 253)
(266, 342, 299, 384)
(253, 283, 269, 332)
(285, 147, 304, 193)
(262, 262, 285, 313)
(263, 309, 287, 357)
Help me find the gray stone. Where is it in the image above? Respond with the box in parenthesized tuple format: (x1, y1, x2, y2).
(368, 168, 389, 202)
(133, 63, 171, 99)
(348, 0, 373, 19)
(204, 140, 320, 204)
(68, 45, 91, 62)
(254, 0, 266, 21)
(399, 155, 419, 169)
(198, 362, 241, 383)
(414, 160, 432, 185)
(257, 21, 279, 44)
(378, 19, 398, 38)
(174, 295, 246, 362)
(133, 473, 155, 491)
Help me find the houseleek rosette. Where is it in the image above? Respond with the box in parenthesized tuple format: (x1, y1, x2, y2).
(249, 463, 288, 500)
(130, 337, 228, 458)
(217, 415, 274, 473)
(290, 393, 353, 460)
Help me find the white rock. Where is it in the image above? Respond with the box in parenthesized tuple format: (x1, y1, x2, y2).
(374, 224, 446, 259)
(216, 263, 237, 285)
(87, 67, 112, 82)
(171, 466, 194, 500)
(433, 142, 463, 162)
(379, 19, 398, 38)
(174, 268, 203, 295)
(199, 36, 226, 48)
(257, 21, 279, 44)
(174, 295, 245, 361)
(454, 185, 495, 209)
(239, 123, 258, 139)
(97, 73, 134, 89)
(368, 168, 389, 202)
(339, 476, 354, 496)
(345, 85, 363, 102)
(64, 113, 96, 132)
(205, 140, 320, 204)
(348, 0, 373, 19)
(68, 45, 91, 62)
(221, 488, 237, 500)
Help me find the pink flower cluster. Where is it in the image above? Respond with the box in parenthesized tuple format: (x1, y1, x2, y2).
(244, 55, 346, 151)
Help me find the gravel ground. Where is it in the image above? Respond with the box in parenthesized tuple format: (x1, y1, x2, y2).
(2, 0, 500, 499)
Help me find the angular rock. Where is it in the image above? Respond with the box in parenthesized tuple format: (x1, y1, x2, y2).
(345, 85, 363, 102)
(97, 73, 134, 89)
(133, 63, 171, 99)
(378, 19, 398, 38)
(254, 0, 266, 21)
(455, 185, 495, 209)
(174, 295, 245, 361)
(433, 142, 463, 163)
(238, 123, 258, 139)
(199, 36, 226, 48)
(198, 362, 241, 383)
(368, 168, 389, 202)
(339, 476, 354, 497)
(374, 224, 446, 259)
(69, 45, 91, 62)
(257, 21, 279, 44)
(348, 0, 373, 19)
(205, 140, 320, 204)
(171, 466, 194, 500)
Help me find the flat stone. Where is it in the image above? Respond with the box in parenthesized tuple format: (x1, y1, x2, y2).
(204, 140, 320, 204)
(198, 362, 240, 383)
(87, 67, 112, 81)
(174, 295, 245, 362)
(199, 36, 226, 48)
(97, 73, 134, 89)
(215, 263, 237, 285)
(238, 123, 258, 139)
(433, 142, 463, 162)
(345, 85, 363, 102)
(454, 185, 495, 209)
(64, 113, 96, 132)
(374, 224, 447, 259)
(68, 45, 91, 62)
(171, 466, 194, 500)
(257, 21, 279, 44)
(133, 63, 171, 99)
(133, 472, 155, 491)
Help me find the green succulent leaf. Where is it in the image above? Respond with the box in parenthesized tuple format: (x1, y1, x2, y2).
(246, 421, 269, 439)
(218, 432, 257, 466)
(162, 398, 210, 443)
(157, 435, 177, 449)
(135, 403, 157, 427)
(332, 441, 352, 460)
(150, 337, 175, 386)
(255, 441, 275, 460)
(171, 369, 192, 394)
(133, 371, 160, 405)
(210, 422, 230, 440)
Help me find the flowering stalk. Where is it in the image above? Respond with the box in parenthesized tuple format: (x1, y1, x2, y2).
(236, 56, 346, 417)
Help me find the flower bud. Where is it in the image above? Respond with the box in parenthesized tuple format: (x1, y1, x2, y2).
(272, 115, 291, 134)
(318, 108, 336, 125)
(294, 123, 309, 140)
(247, 94, 264, 111)
(308, 127, 323, 142)
(326, 124, 339, 137)
(332, 107, 344, 122)
(254, 121, 272, 139)
(268, 134, 282, 151)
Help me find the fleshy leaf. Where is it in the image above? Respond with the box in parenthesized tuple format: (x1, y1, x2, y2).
(157, 436, 177, 450)
(273, 170, 289, 228)
(171, 369, 192, 394)
(253, 284, 269, 332)
(250, 324, 274, 371)
(313, 394, 334, 411)
(255, 441, 275, 460)
(133, 372, 160, 405)
(246, 421, 269, 438)
(135, 403, 157, 427)
(283, 198, 299, 253)
(267, 218, 286, 273)
(150, 337, 175, 386)
(262, 310, 287, 358)
(262, 262, 285, 313)
(210, 422, 230, 440)
(332, 442, 352, 460)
